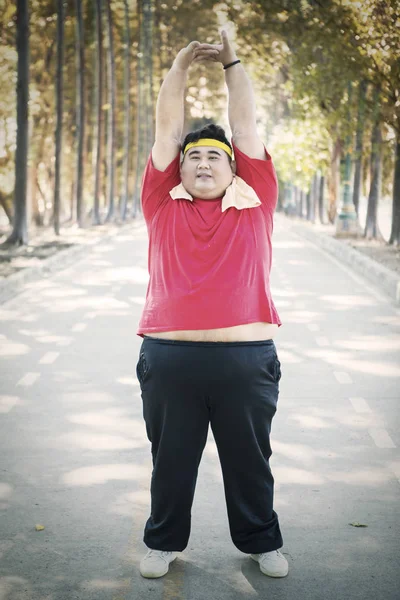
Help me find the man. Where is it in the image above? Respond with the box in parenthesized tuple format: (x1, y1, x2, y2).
(136, 30, 288, 579)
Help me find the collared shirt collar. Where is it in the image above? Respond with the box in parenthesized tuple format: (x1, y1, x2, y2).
(169, 176, 261, 212)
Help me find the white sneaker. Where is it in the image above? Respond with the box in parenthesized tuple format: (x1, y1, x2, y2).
(251, 550, 289, 577)
(140, 549, 178, 578)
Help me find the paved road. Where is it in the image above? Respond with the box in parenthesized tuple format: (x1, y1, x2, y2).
(1, 214, 399, 600)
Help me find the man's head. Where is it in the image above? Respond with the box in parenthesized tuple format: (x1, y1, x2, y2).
(180, 124, 235, 199)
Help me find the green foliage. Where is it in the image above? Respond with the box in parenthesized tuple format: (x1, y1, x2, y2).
(1, 0, 399, 230)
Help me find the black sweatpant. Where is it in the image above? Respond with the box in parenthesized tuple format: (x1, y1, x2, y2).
(136, 336, 283, 554)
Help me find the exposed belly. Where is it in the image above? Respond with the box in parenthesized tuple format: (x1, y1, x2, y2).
(145, 322, 279, 342)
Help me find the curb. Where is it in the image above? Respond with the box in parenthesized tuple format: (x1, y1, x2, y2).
(288, 219, 400, 306)
(0, 219, 145, 305)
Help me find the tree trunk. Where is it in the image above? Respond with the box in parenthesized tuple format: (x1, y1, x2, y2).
(93, 0, 104, 225)
(75, 0, 85, 227)
(53, 0, 64, 236)
(105, 0, 116, 222)
(306, 188, 311, 221)
(293, 185, 299, 216)
(133, 0, 144, 216)
(318, 174, 325, 224)
(389, 136, 400, 245)
(299, 189, 305, 218)
(120, 0, 131, 221)
(143, 0, 154, 157)
(311, 173, 318, 223)
(328, 138, 341, 224)
(4, 0, 29, 246)
(364, 121, 382, 239)
(353, 80, 366, 215)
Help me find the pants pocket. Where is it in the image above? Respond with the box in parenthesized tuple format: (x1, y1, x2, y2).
(136, 352, 149, 385)
(274, 355, 282, 383)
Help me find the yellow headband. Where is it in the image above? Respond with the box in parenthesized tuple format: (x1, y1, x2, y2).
(183, 138, 233, 159)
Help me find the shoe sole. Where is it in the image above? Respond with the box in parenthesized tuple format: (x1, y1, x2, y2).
(250, 554, 289, 578)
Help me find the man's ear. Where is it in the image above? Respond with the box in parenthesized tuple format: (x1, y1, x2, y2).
(231, 160, 237, 175)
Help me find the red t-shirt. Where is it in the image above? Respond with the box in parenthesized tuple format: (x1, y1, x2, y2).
(136, 142, 281, 336)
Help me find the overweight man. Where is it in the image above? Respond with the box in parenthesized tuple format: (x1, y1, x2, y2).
(135, 30, 288, 579)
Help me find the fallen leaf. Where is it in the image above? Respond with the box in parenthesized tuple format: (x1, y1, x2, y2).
(35, 524, 45, 531)
(349, 522, 368, 528)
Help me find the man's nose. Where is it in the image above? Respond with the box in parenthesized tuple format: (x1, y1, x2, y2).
(198, 158, 210, 169)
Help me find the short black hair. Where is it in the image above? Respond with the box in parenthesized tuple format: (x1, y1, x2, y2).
(182, 124, 232, 160)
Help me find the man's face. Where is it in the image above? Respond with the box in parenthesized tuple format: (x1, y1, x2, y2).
(180, 146, 235, 199)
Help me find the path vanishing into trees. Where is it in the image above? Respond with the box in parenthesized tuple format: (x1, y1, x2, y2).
(0, 216, 399, 600)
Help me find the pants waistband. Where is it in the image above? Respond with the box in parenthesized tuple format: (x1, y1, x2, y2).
(143, 335, 275, 348)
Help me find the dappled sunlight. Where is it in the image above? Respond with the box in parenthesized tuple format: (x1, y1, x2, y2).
(334, 335, 400, 352)
(288, 259, 310, 266)
(62, 463, 151, 486)
(274, 466, 325, 485)
(115, 234, 142, 242)
(67, 409, 146, 437)
(277, 349, 305, 363)
(272, 440, 339, 465)
(52, 370, 81, 384)
(372, 315, 400, 327)
(41, 296, 130, 313)
(0, 396, 24, 414)
(278, 310, 323, 324)
(272, 496, 290, 508)
(0, 483, 13, 501)
(102, 266, 149, 284)
(309, 406, 383, 430)
(19, 328, 50, 337)
(19, 314, 39, 323)
(305, 349, 400, 377)
(89, 259, 113, 267)
(83, 310, 132, 318)
(80, 579, 130, 592)
(41, 286, 87, 298)
(92, 244, 115, 253)
(203, 439, 219, 457)
(273, 299, 292, 308)
(271, 289, 298, 297)
(326, 468, 391, 486)
(25, 279, 55, 291)
(203, 461, 224, 482)
(36, 334, 73, 345)
(110, 489, 151, 516)
(128, 296, 146, 305)
(0, 309, 20, 322)
(0, 577, 32, 599)
(288, 414, 334, 429)
(320, 294, 378, 308)
(60, 391, 118, 404)
(59, 431, 146, 451)
(273, 240, 311, 249)
(116, 376, 140, 386)
(223, 571, 258, 596)
(388, 461, 400, 482)
(0, 337, 30, 358)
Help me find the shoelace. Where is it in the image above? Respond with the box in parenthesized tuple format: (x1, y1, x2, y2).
(259, 550, 280, 559)
(148, 550, 172, 559)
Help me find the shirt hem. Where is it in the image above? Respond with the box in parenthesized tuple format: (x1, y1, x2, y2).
(137, 317, 282, 337)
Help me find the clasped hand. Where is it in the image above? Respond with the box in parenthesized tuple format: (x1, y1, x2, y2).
(174, 30, 238, 70)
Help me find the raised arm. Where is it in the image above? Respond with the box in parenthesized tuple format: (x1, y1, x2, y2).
(194, 31, 266, 160)
(152, 42, 219, 172)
